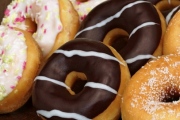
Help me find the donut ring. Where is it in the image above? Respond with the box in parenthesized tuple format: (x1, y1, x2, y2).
(69, 0, 107, 22)
(32, 38, 130, 120)
(75, 0, 166, 75)
(2, 0, 79, 60)
(121, 54, 180, 120)
(0, 26, 42, 113)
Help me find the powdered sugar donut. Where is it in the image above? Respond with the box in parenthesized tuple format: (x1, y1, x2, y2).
(121, 54, 180, 120)
(2, 0, 79, 59)
(0, 26, 41, 113)
(70, 0, 107, 22)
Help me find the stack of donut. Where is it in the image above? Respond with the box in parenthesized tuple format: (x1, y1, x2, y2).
(1, 0, 180, 120)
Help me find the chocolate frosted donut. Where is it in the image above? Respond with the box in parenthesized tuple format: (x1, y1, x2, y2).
(75, 0, 165, 75)
(32, 38, 130, 120)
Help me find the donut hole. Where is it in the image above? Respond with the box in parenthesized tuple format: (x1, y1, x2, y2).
(65, 71, 87, 95)
(160, 86, 180, 103)
(103, 28, 129, 51)
(24, 18, 37, 33)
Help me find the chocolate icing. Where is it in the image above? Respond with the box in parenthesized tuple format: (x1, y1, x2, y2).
(75, 0, 162, 75)
(32, 39, 121, 120)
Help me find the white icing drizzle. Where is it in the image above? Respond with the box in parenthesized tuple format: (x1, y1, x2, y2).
(54, 49, 124, 65)
(129, 22, 158, 38)
(75, 1, 150, 37)
(37, 109, 91, 120)
(35, 76, 117, 94)
(126, 54, 156, 64)
(166, 6, 180, 24)
(85, 82, 117, 94)
(34, 76, 70, 89)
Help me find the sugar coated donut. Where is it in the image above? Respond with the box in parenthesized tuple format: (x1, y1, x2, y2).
(121, 54, 180, 120)
(69, 0, 107, 22)
(0, 26, 42, 113)
(163, 10, 180, 55)
(32, 38, 130, 120)
(2, 0, 79, 59)
(75, 0, 166, 75)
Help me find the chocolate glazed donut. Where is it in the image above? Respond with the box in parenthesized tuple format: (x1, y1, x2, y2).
(75, 0, 163, 75)
(32, 38, 128, 120)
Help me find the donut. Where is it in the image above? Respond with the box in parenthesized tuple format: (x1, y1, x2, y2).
(121, 54, 180, 120)
(0, 25, 42, 113)
(75, 0, 166, 75)
(163, 10, 180, 55)
(69, 0, 107, 22)
(1, 0, 79, 60)
(148, 0, 180, 24)
(32, 38, 130, 120)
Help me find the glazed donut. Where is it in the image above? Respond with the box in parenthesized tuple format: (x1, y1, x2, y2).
(69, 0, 108, 22)
(1, 0, 79, 60)
(163, 10, 180, 55)
(32, 38, 130, 120)
(75, 0, 166, 75)
(121, 54, 180, 120)
(148, 0, 180, 24)
(0, 26, 42, 113)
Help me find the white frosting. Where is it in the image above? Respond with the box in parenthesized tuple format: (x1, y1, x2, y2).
(75, 1, 150, 37)
(166, 6, 180, 24)
(85, 82, 117, 94)
(35, 76, 117, 94)
(0, 26, 27, 101)
(54, 49, 124, 65)
(34, 76, 70, 89)
(70, 0, 107, 22)
(2, 0, 62, 57)
(129, 22, 158, 38)
(126, 55, 156, 64)
(37, 109, 91, 120)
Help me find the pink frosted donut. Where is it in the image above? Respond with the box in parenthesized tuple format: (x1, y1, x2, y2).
(70, 0, 108, 22)
(0, 25, 41, 113)
(2, 0, 79, 59)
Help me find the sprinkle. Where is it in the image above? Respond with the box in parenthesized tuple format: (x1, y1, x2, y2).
(44, 29, 47, 34)
(4, 9, 10, 16)
(22, 61, 26, 70)
(1, 32, 5, 37)
(15, 16, 25, 22)
(25, 6, 28, 13)
(41, 24, 44, 28)
(17, 76, 21, 80)
(13, 3, 18, 9)
(44, 5, 48, 10)
(11, 86, 15, 89)
(58, 25, 62, 31)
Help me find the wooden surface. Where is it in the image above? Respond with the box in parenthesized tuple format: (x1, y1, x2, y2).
(0, 0, 41, 119)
